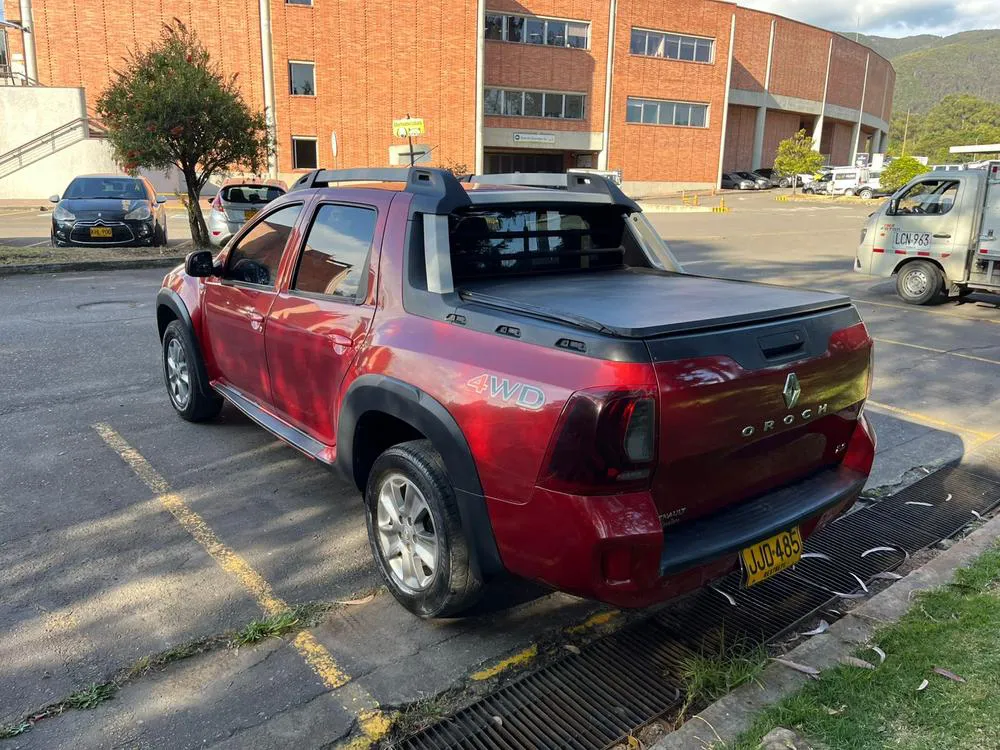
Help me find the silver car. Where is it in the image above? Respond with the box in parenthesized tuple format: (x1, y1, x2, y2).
(208, 179, 287, 246)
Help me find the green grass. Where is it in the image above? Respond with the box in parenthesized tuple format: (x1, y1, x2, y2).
(228, 609, 303, 647)
(730, 543, 1000, 750)
(679, 631, 769, 721)
(65, 682, 117, 710)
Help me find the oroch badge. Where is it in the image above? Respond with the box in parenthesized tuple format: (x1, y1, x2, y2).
(783, 373, 802, 410)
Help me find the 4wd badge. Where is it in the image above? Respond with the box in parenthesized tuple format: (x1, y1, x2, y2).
(467, 373, 546, 410)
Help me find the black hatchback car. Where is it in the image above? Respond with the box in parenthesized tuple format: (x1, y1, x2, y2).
(50, 174, 169, 247)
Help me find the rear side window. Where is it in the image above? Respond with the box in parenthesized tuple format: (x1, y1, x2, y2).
(449, 205, 627, 281)
(221, 185, 285, 204)
(225, 204, 302, 287)
(294, 204, 378, 299)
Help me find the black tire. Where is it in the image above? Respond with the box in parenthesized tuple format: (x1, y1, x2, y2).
(896, 260, 945, 306)
(859, 188, 874, 199)
(162, 319, 223, 421)
(365, 440, 483, 618)
(844, 188, 856, 197)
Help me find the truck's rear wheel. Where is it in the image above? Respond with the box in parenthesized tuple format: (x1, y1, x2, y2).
(896, 260, 944, 306)
(364, 440, 483, 618)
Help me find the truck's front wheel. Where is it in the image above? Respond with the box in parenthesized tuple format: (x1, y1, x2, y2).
(364, 440, 483, 618)
(896, 260, 944, 305)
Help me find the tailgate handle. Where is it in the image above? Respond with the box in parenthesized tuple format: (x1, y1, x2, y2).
(758, 330, 805, 360)
(933, 233, 952, 239)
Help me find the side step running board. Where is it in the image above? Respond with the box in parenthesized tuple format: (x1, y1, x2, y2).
(213, 383, 331, 464)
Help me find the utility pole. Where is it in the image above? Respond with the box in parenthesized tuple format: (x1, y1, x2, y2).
(901, 108, 911, 156)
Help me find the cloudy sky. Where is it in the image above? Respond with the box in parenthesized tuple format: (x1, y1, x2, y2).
(738, 0, 1000, 36)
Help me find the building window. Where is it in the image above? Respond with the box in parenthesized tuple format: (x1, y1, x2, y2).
(484, 12, 589, 49)
(289, 61, 315, 95)
(625, 98, 708, 128)
(630, 28, 714, 63)
(292, 137, 319, 169)
(485, 88, 585, 120)
(286, 0, 312, 4)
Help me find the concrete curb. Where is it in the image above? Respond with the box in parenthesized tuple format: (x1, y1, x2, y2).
(639, 203, 715, 214)
(0, 257, 186, 276)
(652, 511, 1000, 749)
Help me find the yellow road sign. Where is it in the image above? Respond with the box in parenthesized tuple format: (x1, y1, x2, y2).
(392, 118, 425, 138)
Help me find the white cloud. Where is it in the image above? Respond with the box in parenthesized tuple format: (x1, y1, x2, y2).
(737, 0, 1000, 37)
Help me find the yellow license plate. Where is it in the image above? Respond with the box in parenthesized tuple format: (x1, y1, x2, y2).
(244, 208, 258, 219)
(741, 527, 802, 587)
(90, 227, 113, 238)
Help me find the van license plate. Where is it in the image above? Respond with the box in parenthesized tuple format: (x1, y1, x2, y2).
(741, 527, 802, 587)
(90, 227, 113, 238)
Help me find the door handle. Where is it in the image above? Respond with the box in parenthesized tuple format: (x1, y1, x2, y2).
(326, 333, 354, 348)
(933, 233, 952, 239)
(248, 311, 265, 332)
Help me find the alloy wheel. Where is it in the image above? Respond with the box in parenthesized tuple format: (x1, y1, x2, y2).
(376, 473, 438, 593)
(165, 337, 192, 409)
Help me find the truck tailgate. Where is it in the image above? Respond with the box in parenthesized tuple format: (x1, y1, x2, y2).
(648, 305, 871, 525)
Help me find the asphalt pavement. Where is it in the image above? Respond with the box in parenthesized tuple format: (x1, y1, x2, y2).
(3, 191, 1000, 748)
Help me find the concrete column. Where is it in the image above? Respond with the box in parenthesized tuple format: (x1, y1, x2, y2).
(851, 53, 871, 165)
(258, 0, 277, 177)
(813, 38, 834, 153)
(19, 0, 38, 84)
(873, 130, 884, 154)
(715, 13, 737, 187)
(474, 0, 486, 174)
(751, 106, 767, 171)
(597, 0, 618, 171)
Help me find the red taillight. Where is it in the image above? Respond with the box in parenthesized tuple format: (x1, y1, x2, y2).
(538, 387, 657, 495)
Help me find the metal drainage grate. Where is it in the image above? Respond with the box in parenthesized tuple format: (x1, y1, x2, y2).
(392, 465, 1000, 750)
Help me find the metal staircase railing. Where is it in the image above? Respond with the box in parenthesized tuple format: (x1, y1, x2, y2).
(0, 116, 108, 179)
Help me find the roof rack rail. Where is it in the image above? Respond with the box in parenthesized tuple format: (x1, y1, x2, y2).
(289, 167, 471, 214)
(468, 172, 638, 211)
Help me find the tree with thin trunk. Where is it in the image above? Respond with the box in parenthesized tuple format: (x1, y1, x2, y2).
(96, 21, 271, 247)
(774, 130, 825, 194)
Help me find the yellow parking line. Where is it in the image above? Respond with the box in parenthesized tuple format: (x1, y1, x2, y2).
(865, 402, 997, 442)
(873, 338, 1000, 367)
(470, 644, 539, 681)
(856, 298, 1000, 326)
(92, 423, 388, 744)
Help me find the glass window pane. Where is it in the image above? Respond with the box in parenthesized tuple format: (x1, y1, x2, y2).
(646, 32, 664, 57)
(658, 101, 675, 125)
(507, 16, 525, 42)
(544, 93, 564, 118)
(567, 22, 588, 49)
(485, 15, 504, 40)
(546, 20, 566, 46)
(292, 138, 318, 169)
(626, 99, 642, 122)
(689, 104, 707, 127)
(674, 103, 691, 126)
(564, 94, 584, 120)
(225, 204, 302, 287)
(679, 38, 696, 61)
(641, 101, 659, 124)
(294, 204, 377, 299)
(523, 91, 543, 117)
(695, 39, 713, 62)
(484, 88, 502, 115)
(630, 29, 646, 54)
(664, 35, 680, 59)
(525, 18, 545, 44)
(503, 90, 523, 116)
(289, 62, 315, 95)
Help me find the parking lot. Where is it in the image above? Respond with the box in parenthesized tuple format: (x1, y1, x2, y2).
(3, 191, 1000, 748)
(0, 203, 195, 248)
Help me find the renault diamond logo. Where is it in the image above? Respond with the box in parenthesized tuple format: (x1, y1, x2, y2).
(783, 373, 802, 410)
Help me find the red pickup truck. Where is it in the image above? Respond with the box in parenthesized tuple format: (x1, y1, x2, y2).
(156, 168, 875, 618)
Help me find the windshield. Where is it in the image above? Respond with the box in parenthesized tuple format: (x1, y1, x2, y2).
(64, 177, 146, 200)
(220, 185, 285, 204)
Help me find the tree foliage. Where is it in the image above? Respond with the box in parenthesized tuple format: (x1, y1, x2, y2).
(880, 156, 930, 193)
(96, 21, 271, 247)
(773, 130, 825, 193)
(889, 95, 1000, 163)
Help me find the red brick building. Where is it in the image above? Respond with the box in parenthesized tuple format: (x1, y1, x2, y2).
(2, 0, 893, 192)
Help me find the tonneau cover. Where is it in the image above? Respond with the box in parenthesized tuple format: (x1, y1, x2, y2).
(459, 268, 850, 339)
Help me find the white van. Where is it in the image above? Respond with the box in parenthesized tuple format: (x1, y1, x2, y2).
(826, 167, 862, 195)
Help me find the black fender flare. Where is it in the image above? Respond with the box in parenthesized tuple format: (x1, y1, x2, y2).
(156, 288, 215, 401)
(337, 374, 503, 578)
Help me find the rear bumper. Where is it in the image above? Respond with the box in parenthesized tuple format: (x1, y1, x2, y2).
(489, 414, 875, 608)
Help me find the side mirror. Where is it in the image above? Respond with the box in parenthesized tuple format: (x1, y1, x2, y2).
(185, 250, 216, 277)
(219, 234, 234, 248)
(49, 194, 61, 204)
(156, 195, 168, 204)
